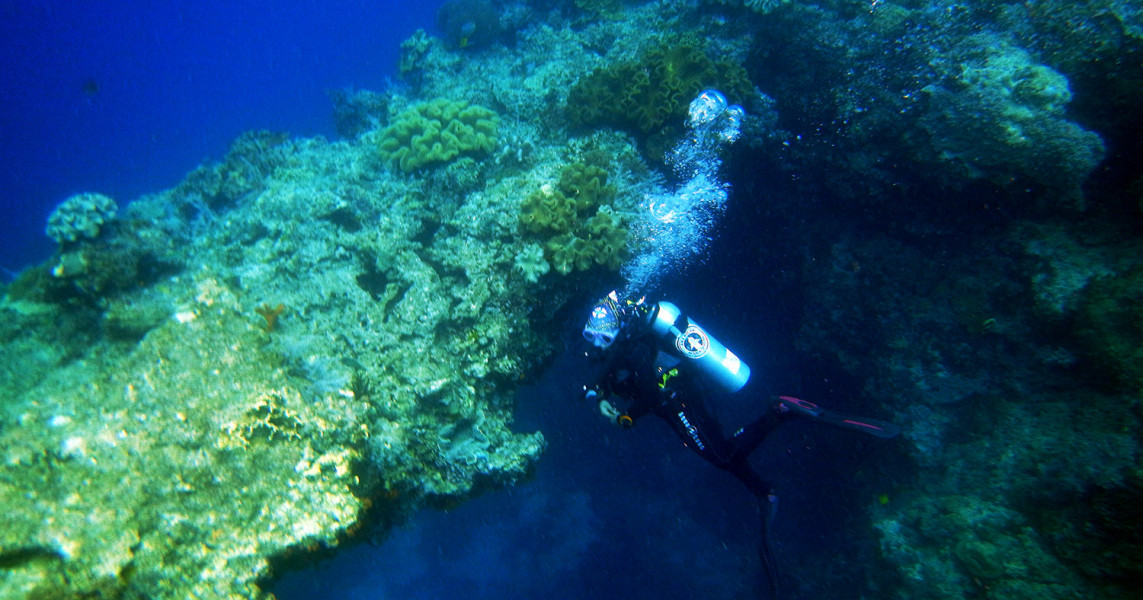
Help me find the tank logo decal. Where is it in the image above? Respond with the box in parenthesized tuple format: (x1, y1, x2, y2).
(676, 324, 709, 359)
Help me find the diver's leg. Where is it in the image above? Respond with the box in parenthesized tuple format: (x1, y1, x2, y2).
(661, 395, 782, 597)
(725, 457, 769, 499)
(658, 392, 736, 464)
(728, 405, 787, 461)
(726, 458, 781, 597)
(758, 492, 781, 598)
(659, 394, 781, 494)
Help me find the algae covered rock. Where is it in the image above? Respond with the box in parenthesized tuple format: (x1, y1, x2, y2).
(45, 192, 118, 245)
(0, 277, 366, 598)
(378, 98, 499, 172)
(918, 35, 1105, 205)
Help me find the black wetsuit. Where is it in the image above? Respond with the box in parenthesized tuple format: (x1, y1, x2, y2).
(583, 325, 785, 596)
(584, 331, 781, 499)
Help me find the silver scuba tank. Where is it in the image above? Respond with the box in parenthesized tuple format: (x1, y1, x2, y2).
(647, 301, 751, 393)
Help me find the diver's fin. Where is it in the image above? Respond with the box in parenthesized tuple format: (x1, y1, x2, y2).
(775, 396, 901, 439)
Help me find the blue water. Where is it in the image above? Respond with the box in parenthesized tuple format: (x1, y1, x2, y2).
(0, 0, 437, 274)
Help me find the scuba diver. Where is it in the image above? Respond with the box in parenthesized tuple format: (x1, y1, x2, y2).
(580, 290, 900, 597)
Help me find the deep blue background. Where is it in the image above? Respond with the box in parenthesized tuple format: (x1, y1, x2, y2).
(0, 0, 439, 275)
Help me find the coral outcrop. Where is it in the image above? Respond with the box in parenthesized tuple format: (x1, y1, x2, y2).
(377, 98, 500, 172)
(1, 128, 553, 599)
(567, 40, 754, 136)
(517, 161, 627, 275)
(918, 36, 1105, 205)
(45, 192, 118, 245)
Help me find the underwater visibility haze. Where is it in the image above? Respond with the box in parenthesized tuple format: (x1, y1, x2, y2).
(1, 1, 1142, 599)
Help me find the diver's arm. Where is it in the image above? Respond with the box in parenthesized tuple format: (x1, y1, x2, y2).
(580, 344, 623, 402)
(597, 396, 642, 428)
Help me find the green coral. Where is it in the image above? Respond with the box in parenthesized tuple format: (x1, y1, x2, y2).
(45, 192, 118, 245)
(378, 99, 499, 172)
(519, 187, 579, 234)
(559, 163, 615, 211)
(567, 41, 754, 135)
(513, 243, 551, 282)
(574, 206, 627, 272)
(517, 162, 626, 275)
(547, 233, 595, 274)
(398, 29, 433, 76)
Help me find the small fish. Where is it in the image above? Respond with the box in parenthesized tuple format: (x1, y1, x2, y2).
(459, 21, 475, 48)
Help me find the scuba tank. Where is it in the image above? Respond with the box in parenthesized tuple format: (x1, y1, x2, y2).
(646, 301, 751, 394)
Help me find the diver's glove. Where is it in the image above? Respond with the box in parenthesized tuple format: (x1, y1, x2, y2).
(599, 399, 619, 424)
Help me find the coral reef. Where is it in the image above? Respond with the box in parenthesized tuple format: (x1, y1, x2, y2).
(0, 283, 368, 598)
(788, 191, 1142, 599)
(917, 35, 1105, 205)
(377, 98, 500, 172)
(5, 0, 1143, 598)
(709, 0, 790, 14)
(517, 161, 627, 275)
(567, 40, 754, 137)
(45, 192, 118, 245)
(574, 0, 623, 17)
(1073, 267, 1143, 394)
(329, 88, 390, 138)
(2, 122, 551, 599)
(876, 494, 1089, 599)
